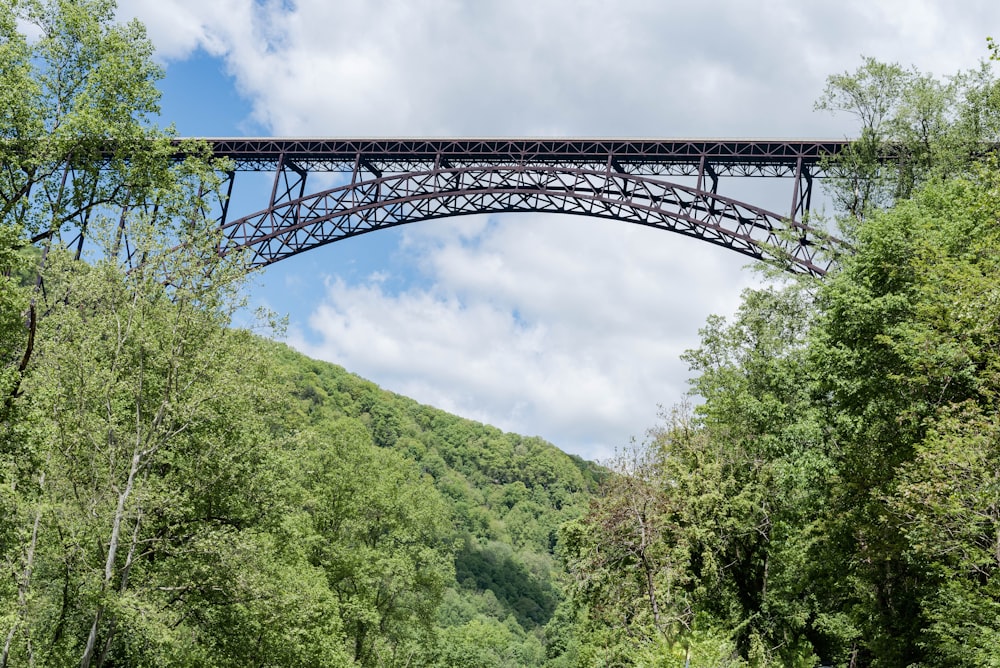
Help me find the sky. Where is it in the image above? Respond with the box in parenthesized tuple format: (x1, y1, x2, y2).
(114, 0, 1000, 462)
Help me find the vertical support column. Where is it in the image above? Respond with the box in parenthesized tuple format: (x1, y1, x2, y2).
(696, 156, 718, 194)
(434, 152, 459, 211)
(789, 157, 802, 221)
(348, 153, 384, 231)
(789, 157, 813, 222)
(71, 208, 93, 261)
(217, 170, 236, 227)
(801, 169, 813, 218)
(269, 153, 308, 211)
(49, 165, 91, 261)
(214, 171, 236, 258)
(604, 153, 616, 201)
(351, 153, 362, 212)
(110, 188, 136, 270)
(351, 153, 361, 187)
(787, 158, 817, 266)
(272, 155, 305, 211)
(696, 156, 719, 215)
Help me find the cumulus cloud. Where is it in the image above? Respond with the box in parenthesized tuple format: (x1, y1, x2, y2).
(120, 0, 1000, 137)
(288, 215, 759, 460)
(116, 0, 1000, 459)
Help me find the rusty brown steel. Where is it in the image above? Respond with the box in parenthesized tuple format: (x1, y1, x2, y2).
(190, 137, 847, 177)
(165, 138, 851, 276)
(218, 163, 842, 276)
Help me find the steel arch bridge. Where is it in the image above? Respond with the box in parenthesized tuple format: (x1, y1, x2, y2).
(193, 138, 848, 277)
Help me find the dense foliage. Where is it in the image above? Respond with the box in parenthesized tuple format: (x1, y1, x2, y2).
(561, 54, 1000, 666)
(271, 345, 606, 667)
(0, 2, 601, 665)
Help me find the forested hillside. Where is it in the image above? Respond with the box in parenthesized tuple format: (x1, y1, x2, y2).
(269, 342, 607, 665)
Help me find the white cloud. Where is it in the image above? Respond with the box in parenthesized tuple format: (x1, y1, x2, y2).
(117, 0, 249, 60)
(116, 0, 1000, 460)
(288, 215, 759, 460)
(121, 0, 1000, 138)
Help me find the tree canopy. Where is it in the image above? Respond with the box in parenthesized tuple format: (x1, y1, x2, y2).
(562, 51, 1000, 667)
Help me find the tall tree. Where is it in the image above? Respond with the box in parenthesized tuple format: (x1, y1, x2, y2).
(297, 419, 455, 667)
(563, 285, 842, 668)
(0, 0, 184, 409)
(812, 163, 1000, 665)
(816, 56, 1000, 233)
(0, 2, 336, 665)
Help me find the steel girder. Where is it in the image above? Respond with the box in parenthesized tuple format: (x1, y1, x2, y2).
(51, 137, 844, 275)
(197, 137, 846, 177)
(218, 165, 841, 277)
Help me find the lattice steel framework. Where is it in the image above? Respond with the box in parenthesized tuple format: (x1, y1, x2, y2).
(193, 138, 849, 276)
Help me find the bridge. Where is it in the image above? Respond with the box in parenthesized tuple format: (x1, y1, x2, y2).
(186, 138, 848, 277)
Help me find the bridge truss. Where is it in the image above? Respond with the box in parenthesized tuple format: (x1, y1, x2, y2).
(196, 138, 848, 277)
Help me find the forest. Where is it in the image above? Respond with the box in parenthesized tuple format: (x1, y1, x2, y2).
(3, 1, 1000, 666)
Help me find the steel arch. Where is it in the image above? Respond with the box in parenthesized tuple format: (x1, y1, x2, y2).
(219, 165, 842, 276)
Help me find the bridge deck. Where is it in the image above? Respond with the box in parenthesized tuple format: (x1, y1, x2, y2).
(184, 137, 848, 177)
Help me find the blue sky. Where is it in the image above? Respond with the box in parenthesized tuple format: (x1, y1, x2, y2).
(120, 0, 1000, 461)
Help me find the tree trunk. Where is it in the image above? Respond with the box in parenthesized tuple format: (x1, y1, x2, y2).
(80, 448, 142, 668)
(2, 473, 44, 668)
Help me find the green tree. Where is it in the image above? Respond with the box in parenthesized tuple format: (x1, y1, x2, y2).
(432, 615, 545, 668)
(812, 163, 1000, 665)
(0, 2, 356, 665)
(815, 57, 916, 224)
(560, 439, 695, 660)
(892, 407, 1000, 667)
(680, 286, 840, 666)
(0, 0, 167, 240)
(564, 286, 845, 666)
(298, 419, 455, 667)
(0, 0, 202, 408)
(816, 56, 1000, 233)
